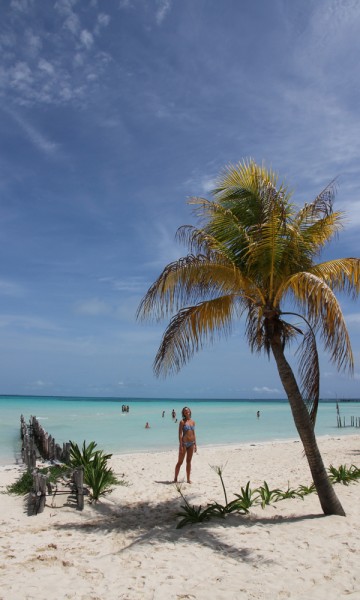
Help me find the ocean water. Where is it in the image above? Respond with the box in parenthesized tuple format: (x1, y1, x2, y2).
(0, 395, 359, 466)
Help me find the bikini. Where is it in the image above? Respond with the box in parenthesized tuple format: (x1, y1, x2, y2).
(182, 423, 195, 448)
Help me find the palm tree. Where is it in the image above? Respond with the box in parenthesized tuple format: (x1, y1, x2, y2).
(137, 160, 360, 516)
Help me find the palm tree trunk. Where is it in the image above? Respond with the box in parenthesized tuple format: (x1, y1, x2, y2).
(270, 337, 345, 516)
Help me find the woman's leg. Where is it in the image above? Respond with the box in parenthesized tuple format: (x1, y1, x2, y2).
(185, 445, 194, 483)
(174, 445, 186, 482)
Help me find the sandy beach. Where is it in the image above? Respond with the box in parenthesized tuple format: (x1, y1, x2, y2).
(0, 434, 359, 600)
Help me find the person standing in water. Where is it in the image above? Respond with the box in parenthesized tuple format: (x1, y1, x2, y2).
(174, 406, 197, 484)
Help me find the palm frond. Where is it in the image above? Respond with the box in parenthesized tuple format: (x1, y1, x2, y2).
(211, 160, 292, 228)
(295, 327, 320, 424)
(154, 296, 238, 376)
(188, 197, 251, 267)
(311, 258, 360, 297)
(137, 254, 239, 321)
(295, 179, 337, 225)
(285, 272, 354, 373)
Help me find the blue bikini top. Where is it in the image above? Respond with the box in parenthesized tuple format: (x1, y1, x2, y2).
(183, 423, 194, 432)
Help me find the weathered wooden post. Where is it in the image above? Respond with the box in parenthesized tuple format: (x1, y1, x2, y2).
(29, 471, 47, 515)
(73, 467, 84, 511)
(63, 442, 71, 464)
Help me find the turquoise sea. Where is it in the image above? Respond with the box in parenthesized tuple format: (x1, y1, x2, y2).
(0, 395, 359, 466)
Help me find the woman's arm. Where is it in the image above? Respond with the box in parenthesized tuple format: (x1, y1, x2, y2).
(178, 421, 183, 445)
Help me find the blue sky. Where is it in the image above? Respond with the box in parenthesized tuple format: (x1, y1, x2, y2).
(0, 0, 359, 399)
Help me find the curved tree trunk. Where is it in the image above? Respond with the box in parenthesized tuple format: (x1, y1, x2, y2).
(270, 337, 345, 516)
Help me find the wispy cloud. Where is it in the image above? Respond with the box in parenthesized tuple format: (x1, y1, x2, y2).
(2, 3, 114, 108)
(0, 314, 61, 332)
(99, 276, 147, 294)
(156, 0, 172, 25)
(6, 108, 59, 155)
(0, 279, 25, 296)
(253, 386, 281, 394)
(28, 379, 53, 389)
(75, 298, 112, 316)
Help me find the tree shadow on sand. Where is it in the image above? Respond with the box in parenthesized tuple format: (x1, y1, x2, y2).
(51, 492, 327, 565)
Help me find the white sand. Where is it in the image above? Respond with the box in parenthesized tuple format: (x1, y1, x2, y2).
(0, 434, 359, 600)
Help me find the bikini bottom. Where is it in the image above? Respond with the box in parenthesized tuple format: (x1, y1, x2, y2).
(182, 441, 195, 449)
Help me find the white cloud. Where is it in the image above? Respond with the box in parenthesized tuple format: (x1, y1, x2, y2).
(8, 109, 59, 155)
(25, 30, 42, 56)
(0, 279, 24, 296)
(80, 29, 94, 49)
(10, 0, 31, 12)
(38, 58, 55, 76)
(99, 276, 147, 294)
(11, 61, 33, 87)
(253, 386, 281, 394)
(0, 314, 61, 332)
(156, 0, 171, 24)
(29, 379, 52, 388)
(75, 298, 112, 316)
(97, 13, 110, 27)
(64, 13, 80, 35)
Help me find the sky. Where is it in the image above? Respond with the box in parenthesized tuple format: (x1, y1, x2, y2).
(0, 0, 359, 400)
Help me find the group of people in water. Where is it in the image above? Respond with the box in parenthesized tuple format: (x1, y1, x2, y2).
(121, 404, 130, 413)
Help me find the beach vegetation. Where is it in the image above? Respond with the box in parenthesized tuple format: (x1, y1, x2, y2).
(69, 440, 120, 502)
(6, 470, 34, 495)
(174, 464, 360, 527)
(255, 481, 282, 508)
(69, 440, 112, 468)
(175, 484, 214, 528)
(328, 464, 360, 485)
(233, 481, 259, 510)
(83, 454, 119, 502)
(138, 159, 360, 517)
(296, 483, 316, 496)
(6, 464, 70, 495)
(274, 483, 304, 501)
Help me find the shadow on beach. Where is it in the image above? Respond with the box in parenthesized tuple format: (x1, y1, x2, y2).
(50, 494, 326, 565)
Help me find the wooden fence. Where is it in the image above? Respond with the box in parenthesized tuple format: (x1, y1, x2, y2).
(20, 414, 85, 514)
(21, 414, 71, 465)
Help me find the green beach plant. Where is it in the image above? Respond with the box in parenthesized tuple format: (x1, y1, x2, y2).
(6, 464, 70, 496)
(233, 481, 258, 510)
(274, 483, 304, 501)
(138, 159, 360, 517)
(296, 483, 316, 497)
(175, 484, 214, 528)
(69, 440, 120, 502)
(255, 481, 282, 509)
(173, 464, 360, 528)
(84, 453, 119, 502)
(6, 470, 34, 495)
(210, 463, 228, 504)
(207, 464, 250, 516)
(69, 440, 112, 468)
(328, 464, 360, 485)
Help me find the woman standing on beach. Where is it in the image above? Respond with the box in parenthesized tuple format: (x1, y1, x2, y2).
(174, 406, 197, 483)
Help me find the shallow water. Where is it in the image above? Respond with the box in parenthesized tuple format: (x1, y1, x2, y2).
(0, 395, 359, 466)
